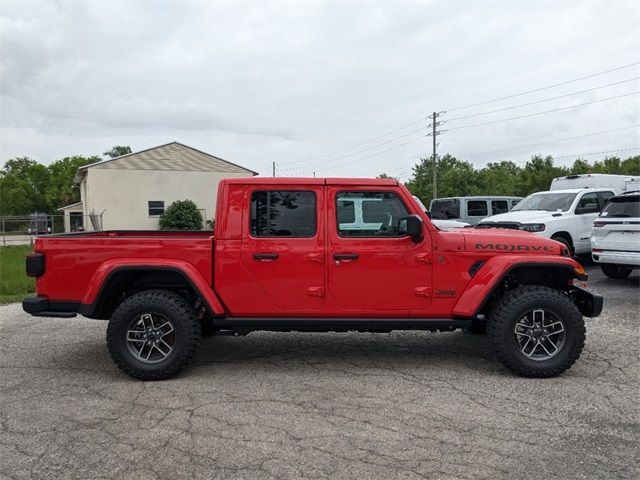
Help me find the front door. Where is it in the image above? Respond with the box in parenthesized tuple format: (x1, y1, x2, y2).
(326, 187, 432, 314)
(241, 186, 325, 311)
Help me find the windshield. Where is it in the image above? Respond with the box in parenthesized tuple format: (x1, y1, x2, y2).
(512, 192, 577, 212)
(431, 199, 460, 219)
(601, 195, 640, 218)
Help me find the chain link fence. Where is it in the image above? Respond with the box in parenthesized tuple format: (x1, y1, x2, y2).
(1, 214, 103, 246)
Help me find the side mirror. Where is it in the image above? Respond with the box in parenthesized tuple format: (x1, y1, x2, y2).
(399, 214, 423, 242)
(575, 204, 599, 215)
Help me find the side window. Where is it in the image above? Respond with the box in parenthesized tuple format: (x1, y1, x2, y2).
(250, 190, 316, 237)
(148, 201, 165, 216)
(431, 199, 460, 220)
(511, 199, 521, 209)
(577, 192, 598, 210)
(597, 191, 614, 210)
(491, 200, 509, 215)
(336, 191, 409, 237)
(467, 200, 488, 217)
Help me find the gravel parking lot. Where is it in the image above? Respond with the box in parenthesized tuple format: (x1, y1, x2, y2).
(1, 261, 638, 480)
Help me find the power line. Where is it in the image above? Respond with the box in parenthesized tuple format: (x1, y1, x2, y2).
(446, 62, 639, 112)
(554, 146, 639, 159)
(455, 124, 639, 157)
(292, 134, 427, 175)
(444, 91, 639, 132)
(382, 146, 640, 181)
(282, 126, 427, 173)
(279, 116, 431, 167)
(447, 77, 639, 122)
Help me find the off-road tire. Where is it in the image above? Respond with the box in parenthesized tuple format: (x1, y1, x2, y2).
(487, 286, 585, 378)
(600, 263, 633, 279)
(107, 290, 201, 380)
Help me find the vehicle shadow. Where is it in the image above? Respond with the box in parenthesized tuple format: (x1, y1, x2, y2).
(192, 329, 498, 376)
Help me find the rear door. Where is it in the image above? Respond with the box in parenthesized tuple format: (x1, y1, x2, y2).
(326, 187, 432, 314)
(574, 192, 601, 252)
(241, 186, 325, 310)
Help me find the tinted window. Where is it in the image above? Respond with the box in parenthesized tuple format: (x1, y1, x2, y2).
(578, 193, 598, 209)
(251, 190, 316, 237)
(601, 195, 640, 218)
(491, 200, 509, 215)
(148, 201, 164, 216)
(467, 200, 488, 217)
(511, 199, 521, 209)
(431, 199, 460, 220)
(598, 191, 614, 209)
(336, 191, 409, 237)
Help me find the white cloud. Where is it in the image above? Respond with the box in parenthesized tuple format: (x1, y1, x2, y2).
(1, 1, 638, 177)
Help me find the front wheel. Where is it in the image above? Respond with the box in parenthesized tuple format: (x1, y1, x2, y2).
(600, 263, 633, 279)
(107, 290, 201, 380)
(487, 286, 585, 378)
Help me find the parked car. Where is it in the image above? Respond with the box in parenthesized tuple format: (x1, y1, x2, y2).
(479, 174, 640, 256)
(591, 191, 640, 279)
(429, 196, 522, 225)
(412, 196, 469, 228)
(24, 177, 601, 380)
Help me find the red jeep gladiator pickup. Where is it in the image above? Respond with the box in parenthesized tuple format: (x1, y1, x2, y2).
(23, 178, 601, 380)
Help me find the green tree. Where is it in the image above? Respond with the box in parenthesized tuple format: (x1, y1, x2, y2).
(620, 156, 639, 175)
(103, 146, 132, 158)
(405, 154, 478, 204)
(46, 155, 99, 210)
(476, 161, 521, 196)
(516, 155, 569, 196)
(0, 157, 50, 215)
(159, 200, 203, 230)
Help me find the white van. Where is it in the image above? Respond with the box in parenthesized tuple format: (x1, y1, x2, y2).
(480, 174, 640, 255)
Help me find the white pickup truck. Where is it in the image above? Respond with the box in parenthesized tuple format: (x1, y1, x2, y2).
(479, 174, 640, 255)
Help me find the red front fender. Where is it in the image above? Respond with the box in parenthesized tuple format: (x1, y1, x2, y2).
(452, 255, 584, 318)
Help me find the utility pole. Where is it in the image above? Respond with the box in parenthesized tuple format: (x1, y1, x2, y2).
(428, 111, 445, 200)
(432, 111, 437, 199)
(272, 161, 275, 177)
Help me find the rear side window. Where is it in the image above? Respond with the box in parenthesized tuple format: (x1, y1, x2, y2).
(491, 200, 509, 215)
(431, 199, 460, 220)
(598, 191, 614, 209)
(336, 191, 409, 237)
(601, 195, 640, 218)
(250, 190, 316, 237)
(467, 200, 488, 217)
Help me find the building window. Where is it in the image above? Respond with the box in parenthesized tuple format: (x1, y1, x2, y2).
(148, 201, 165, 216)
(250, 190, 316, 237)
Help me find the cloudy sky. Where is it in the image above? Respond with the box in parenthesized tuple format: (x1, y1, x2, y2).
(1, 1, 638, 178)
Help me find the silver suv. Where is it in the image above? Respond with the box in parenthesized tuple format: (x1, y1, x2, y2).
(591, 191, 640, 279)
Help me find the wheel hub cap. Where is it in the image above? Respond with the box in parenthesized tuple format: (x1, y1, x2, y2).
(126, 313, 176, 364)
(514, 309, 566, 362)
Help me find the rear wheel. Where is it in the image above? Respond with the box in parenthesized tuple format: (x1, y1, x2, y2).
(107, 290, 201, 380)
(488, 286, 585, 378)
(600, 263, 633, 279)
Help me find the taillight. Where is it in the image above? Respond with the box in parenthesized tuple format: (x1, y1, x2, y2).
(593, 221, 605, 228)
(26, 253, 45, 277)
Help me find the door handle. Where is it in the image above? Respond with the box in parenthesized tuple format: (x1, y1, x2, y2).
(253, 253, 279, 261)
(333, 253, 359, 261)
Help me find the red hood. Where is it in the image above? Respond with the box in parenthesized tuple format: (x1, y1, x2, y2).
(461, 228, 564, 255)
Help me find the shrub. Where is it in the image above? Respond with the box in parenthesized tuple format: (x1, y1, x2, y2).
(159, 200, 203, 230)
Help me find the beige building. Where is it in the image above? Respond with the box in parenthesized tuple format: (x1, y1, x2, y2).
(59, 142, 256, 231)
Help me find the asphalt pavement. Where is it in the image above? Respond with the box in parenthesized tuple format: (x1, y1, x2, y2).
(1, 260, 638, 479)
